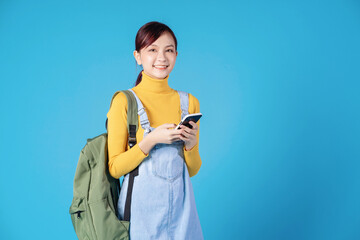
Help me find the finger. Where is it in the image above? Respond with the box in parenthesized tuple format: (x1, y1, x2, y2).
(171, 130, 183, 138)
(180, 125, 196, 135)
(186, 121, 194, 129)
(164, 123, 177, 129)
(179, 134, 189, 141)
(189, 121, 198, 130)
(181, 130, 194, 138)
(179, 135, 185, 142)
(179, 125, 189, 133)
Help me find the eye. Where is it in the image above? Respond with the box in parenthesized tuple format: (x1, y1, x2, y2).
(149, 49, 156, 52)
(167, 49, 174, 52)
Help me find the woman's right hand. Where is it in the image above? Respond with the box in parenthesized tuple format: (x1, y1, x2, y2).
(148, 123, 182, 145)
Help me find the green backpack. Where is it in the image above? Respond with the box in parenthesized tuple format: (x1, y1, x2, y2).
(69, 89, 139, 240)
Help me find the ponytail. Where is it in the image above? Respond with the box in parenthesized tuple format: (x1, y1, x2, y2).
(134, 70, 143, 87)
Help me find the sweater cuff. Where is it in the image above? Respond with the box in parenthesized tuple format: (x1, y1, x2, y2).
(183, 144, 201, 177)
(184, 144, 196, 152)
(135, 143, 149, 157)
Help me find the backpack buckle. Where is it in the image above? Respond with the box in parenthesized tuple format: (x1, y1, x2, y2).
(128, 136, 137, 148)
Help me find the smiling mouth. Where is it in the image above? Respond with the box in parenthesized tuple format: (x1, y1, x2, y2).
(153, 65, 168, 70)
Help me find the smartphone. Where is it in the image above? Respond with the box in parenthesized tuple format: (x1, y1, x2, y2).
(175, 113, 202, 130)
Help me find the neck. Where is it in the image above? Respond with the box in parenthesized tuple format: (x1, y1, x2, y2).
(134, 71, 172, 94)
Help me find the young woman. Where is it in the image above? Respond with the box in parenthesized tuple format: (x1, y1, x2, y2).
(107, 21, 203, 239)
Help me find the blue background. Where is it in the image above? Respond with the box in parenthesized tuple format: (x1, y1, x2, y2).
(1, 0, 359, 239)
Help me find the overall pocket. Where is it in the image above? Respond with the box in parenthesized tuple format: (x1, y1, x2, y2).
(152, 144, 184, 181)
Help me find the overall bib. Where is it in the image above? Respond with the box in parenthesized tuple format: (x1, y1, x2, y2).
(117, 89, 204, 240)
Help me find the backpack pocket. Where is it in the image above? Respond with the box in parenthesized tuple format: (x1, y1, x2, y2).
(69, 197, 94, 240)
(87, 195, 130, 240)
(70, 195, 130, 240)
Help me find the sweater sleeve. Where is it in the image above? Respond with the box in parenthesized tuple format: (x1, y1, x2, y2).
(183, 93, 202, 177)
(107, 92, 149, 179)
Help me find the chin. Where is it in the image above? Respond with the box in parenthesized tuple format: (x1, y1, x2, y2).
(151, 71, 169, 79)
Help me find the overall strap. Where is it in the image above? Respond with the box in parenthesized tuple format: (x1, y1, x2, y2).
(128, 89, 152, 133)
(177, 90, 189, 120)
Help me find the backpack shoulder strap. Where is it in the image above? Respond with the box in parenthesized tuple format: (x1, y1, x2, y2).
(121, 90, 138, 148)
(121, 89, 141, 222)
(105, 90, 139, 145)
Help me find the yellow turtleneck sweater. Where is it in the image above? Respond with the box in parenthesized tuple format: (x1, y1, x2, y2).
(107, 71, 202, 179)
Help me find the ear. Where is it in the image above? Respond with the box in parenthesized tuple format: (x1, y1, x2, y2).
(133, 50, 142, 65)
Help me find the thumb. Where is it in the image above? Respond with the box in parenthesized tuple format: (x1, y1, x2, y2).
(162, 123, 177, 128)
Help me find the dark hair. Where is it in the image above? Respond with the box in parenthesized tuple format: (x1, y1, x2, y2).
(134, 21, 178, 86)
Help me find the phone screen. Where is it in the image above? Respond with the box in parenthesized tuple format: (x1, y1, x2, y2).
(176, 114, 202, 129)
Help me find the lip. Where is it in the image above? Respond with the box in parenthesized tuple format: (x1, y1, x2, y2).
(153, 65, 168, 70)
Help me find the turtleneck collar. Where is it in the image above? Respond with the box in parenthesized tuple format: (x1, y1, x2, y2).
(133, 71, 173, 94)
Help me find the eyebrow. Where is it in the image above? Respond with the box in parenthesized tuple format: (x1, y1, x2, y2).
(149, 44, 175, 48)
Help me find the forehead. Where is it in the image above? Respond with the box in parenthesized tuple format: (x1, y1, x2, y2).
(149, 32, 175, 47)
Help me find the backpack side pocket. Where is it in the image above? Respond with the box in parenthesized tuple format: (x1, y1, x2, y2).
(69, 197, 95, 240)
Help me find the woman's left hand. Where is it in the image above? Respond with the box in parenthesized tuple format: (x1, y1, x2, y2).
(179, 121, 198, 151)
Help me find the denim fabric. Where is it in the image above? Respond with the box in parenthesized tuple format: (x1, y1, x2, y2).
(117, 89, 204, 240)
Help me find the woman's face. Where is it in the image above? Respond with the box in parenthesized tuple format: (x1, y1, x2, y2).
(134, 32, 178, 79)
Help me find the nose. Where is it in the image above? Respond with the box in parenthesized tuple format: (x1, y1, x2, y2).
(156, 50, 166, 61)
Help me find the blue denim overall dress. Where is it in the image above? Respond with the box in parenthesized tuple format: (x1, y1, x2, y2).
(117, 89, 204, 240)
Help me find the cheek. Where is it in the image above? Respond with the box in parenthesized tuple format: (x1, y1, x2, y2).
(168, 54, 177, 62)
(167, 56, 177, 68)
(142, 55, 155, 65)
